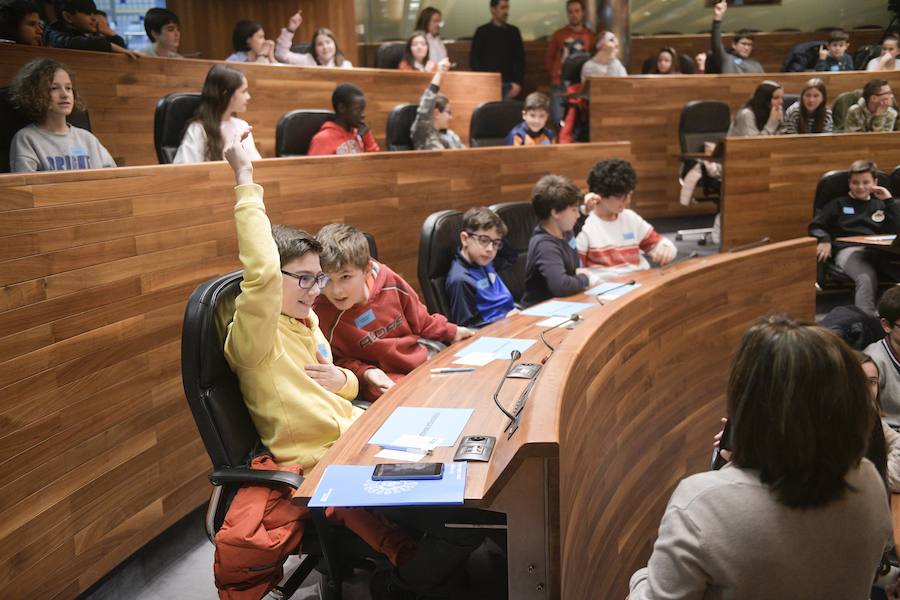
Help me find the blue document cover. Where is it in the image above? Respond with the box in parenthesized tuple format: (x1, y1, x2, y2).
(368, 407, 473, 447)
(309, 463, 467, 507)
(454, 336, 536, 358)
(520, 300, 593, 317)
(586, 281, 642, 299)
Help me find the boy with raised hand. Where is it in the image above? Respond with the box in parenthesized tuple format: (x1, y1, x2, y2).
(137, 7, 182, 58)
(815, 29, 854, 72)
(308, 83, 380, 155)
(576, 158, 676, 276)
(445, 207, 517, 328)
(314, 224, 473, 401)
(521, 174, 601, 307)
(221, 130, 362, 471)
(709, 1, 763, 74)
(505, 92, 556, 146)
(865, 286, 900, 427)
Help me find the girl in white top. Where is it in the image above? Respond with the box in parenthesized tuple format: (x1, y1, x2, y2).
(226, 20, 275, 64)
(174, 64, 261, 164)
(273, 11, 353, 68)
(580, 31, 627, 80)
(9, 58, 115, 172)
(867, 34, 900, 71)
(415, 7, 448, 64)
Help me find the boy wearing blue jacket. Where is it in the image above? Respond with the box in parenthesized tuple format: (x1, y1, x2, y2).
(506, 92, 556, 146)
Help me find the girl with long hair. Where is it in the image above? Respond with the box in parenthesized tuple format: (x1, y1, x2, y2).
(728, 80, 784, 136)
(651, 47, 680, 74)
(398, 30, 435, 72)
(309, 27, 351, 68)
(782, 77, 833, 134)
(173, 64, 261, 164)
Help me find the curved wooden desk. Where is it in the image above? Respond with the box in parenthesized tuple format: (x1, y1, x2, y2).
(295, 238, 816, 599)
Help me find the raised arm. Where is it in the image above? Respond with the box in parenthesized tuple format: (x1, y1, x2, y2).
(274, 10, 317, 66)
(708, 2, 728, 74)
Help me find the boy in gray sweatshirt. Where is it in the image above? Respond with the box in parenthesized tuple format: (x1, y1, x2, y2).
(865, 286, 900, 427)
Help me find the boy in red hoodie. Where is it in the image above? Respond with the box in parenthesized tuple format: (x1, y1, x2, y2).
(308, 83, 381, 155)
(314, 223, 473, 400)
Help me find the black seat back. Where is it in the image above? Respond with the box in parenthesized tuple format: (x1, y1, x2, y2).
(290, 42, 311, 55)
(562, 52, 591, 85)
(376, 42, 405, 69)
(181, 271, 259, 471)
(892, 166, 900, 198)
(813, 169, 893, 216)
(679, 100, 730, 154)
(386, 103, 418, 151)
(1, 86, 92, 173)
(489, 201, 537, 302)
(276, 110, 335, 157)
(782, 93, 800, 112)
(469, 100, 525, 147)
(418, 210, 464, 315)
(154, 92, 202, 164)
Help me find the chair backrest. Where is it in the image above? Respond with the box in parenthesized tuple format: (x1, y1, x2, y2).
(562, 52, 591, 85)
(181, 270, 260, 471)
(813, 169, 893, 216)
(417, 209, 464, 315)
(290, 42, 311, 55)
(892, 166, 900, 198)
(469, 100, 525, 147)
(154, 92, 202, 164)
(832, 89, 863, 132)
(376, 42, 405, 69)
(0, 86, 92, 173)
(678, 100, 730, 154)
(489, 201, 537, 303)
(275, 110, 335, 157)
(363, 231, 379, 260)
(782, 93, 800, 112)
(386, 103, 418, 151)
(853, 44, 881, 70)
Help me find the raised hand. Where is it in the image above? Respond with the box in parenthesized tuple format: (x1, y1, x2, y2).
(224, 129, 254, 185)
(713, 1, 727, 21)
(288, 10, 303, 33)
(818, 45, 828, 62)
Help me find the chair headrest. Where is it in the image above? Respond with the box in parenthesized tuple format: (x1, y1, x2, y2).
(275, 110, 335, 156)
(418, 210, 463, 313)
(154, 92, 202, 164)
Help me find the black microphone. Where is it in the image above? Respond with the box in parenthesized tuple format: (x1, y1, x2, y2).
(539, 314, 582, 352)
(595, 280, 636, 304)
(728, 237, 770, 253)
(492, 350, 520, 421)
(659, 251, 698, 273)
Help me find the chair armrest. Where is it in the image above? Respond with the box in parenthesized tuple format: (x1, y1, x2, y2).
(352, 399, 373, 411)
(209, 466, 303, 489)
(417, 338, 446, 354)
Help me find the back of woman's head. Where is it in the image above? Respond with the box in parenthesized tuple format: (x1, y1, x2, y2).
(11, 57, 84, 122)
(195, 64, 245, 160)
(231, 19, 260, 52)
(728, 316, 872, 508)
(311, 28, 344, 66)
(746, 80, 781, 130)
(799, 77, 828, 133)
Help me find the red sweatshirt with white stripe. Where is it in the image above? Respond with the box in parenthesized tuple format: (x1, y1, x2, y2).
(575, 210, 674, 275)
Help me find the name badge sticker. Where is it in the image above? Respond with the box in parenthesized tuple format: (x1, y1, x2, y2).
(476, 278, 490, 290)
(734, 57, 743, 65)
(842, 206, 855, 215)
(488, 272, 497, 285)
(317, 343, 330, 360)
(70, 146, 88, 156)
(623, 232, 636, 241)
(354, 309, 376, 329)
(568, 237, 577, 249)
(830, 65, 840, 72)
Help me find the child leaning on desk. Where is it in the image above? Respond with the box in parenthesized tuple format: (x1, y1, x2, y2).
(313, 223, 474, 401)
(810, 159, 900, 316)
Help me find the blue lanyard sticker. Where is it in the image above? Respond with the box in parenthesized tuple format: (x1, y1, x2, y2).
(734, 58, 743, 65)
(842, 206, 855, 215)
(623, 232, 635, 241)
(317, 343, 330, 360)
(354, 308, 376, 329)
(476, 278, 490, 290)
(830, 64, 840, 72)
(568, 237, 577, 249)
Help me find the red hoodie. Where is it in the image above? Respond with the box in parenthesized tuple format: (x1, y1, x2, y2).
(308, 121, 381, 156)
(314, 261, 457, 400)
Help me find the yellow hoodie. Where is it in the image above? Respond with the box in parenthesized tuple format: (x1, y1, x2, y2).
(224, 183, 362, 471)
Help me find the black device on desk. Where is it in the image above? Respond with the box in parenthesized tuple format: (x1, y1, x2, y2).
(372, 462, 444, 480)
(710, 419, 733, 470)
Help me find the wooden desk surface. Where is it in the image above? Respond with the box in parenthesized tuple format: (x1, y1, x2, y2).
(293, 237, 816, 599)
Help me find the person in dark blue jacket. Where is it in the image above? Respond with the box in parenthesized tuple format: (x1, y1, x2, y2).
(445, 207, 517, 328)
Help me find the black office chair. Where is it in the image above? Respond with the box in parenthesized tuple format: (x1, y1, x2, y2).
(275, 110, 335, 157)
(418, 210, 464, 315)
(385, 103, 418, 151)
(639, 53, 695, 74)
(290, 42, 311, 55)
(675, 100, 730, 243)
(853, 44, 881, 70)
(0, 86, 92, 173)
(561, 51, 591, 86)
(181, 271, 380, 600)
(782, 93, 800, 112)
(813, 169, 894, 290)
(468, 100, 525, 147)
(375, 42, 405, 69)
(488, 201, 537, 303)
(891, 166, 900, 197)
(154, 92, 202, 164)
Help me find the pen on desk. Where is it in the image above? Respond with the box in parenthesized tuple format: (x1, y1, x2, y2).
(430, 367, 475, 374)
(380, 444, 434, 454)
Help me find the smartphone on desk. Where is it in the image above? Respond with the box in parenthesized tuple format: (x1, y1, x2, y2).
(372, 463, 444, 481)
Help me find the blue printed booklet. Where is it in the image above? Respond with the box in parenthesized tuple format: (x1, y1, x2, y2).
(309, 463, 467, 507)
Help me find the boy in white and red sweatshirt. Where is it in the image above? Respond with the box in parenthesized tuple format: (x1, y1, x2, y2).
(314, 223, 473, 401)
(576, 158, 676, 277)
(308, 83, 380, 156)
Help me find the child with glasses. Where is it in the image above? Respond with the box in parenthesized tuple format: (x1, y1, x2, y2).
(314, 224, 474, 401)
(445, 207, 518, 328)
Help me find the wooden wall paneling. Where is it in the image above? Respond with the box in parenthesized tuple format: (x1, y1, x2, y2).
(588, 70, 900, 217)
(719, 131, 900, 250)
(0, 141, 629, 599)
(167, 0, 359, 66)
(0, 45, 499, 167)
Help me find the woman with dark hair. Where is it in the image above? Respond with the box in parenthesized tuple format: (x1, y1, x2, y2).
(398, 30, 435, 72)
(629, 316, 892, 598)
(651, 47, 679, 74)
(0, 0, 42, 44)
(415, 6, 446, 63)
(226, 19, 274, 64)
(173, 64, 261, 164)
(782, 77, 833, 134)
(728, 80, 783, 136)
